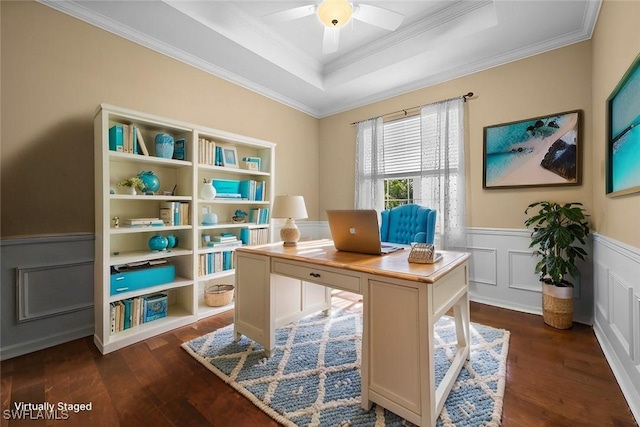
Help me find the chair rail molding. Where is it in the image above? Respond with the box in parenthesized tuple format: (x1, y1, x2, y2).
(1, 233, 95, 361)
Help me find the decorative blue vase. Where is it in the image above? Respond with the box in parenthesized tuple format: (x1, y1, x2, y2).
(137, 171, 160, 193)
(155, 134, 174, 159)
(148, 233, 168, 251)
(166, 234, 178, 249)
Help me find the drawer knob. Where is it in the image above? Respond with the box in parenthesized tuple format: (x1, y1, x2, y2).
(309, 272, 321, 278)
(115, 287, 129, 292)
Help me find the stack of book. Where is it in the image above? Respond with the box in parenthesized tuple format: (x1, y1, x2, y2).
(239, 180, 266, 201)
(249, 208, 269, 224)
(160, 202, 190, 226)
(109, 124, 150, 155)
(120, 218, 164, 227)
(198, 251, 236, 275)
(198, 138, 215, 166)
(109, 292, 167, 335)
(240, 227, 269, 246)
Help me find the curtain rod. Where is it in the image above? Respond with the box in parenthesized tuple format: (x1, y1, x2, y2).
(350, 92, 474, 126)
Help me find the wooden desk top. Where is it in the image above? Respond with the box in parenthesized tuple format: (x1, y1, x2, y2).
(236, 240, 469, 284)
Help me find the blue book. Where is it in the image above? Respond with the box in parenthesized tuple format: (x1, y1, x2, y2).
(143, 293, 167, 322)
(255, 181, 264, 201)
(174, 138, 185, 160)
(215, 146, 224, 166)
(240, 228, 250, 245)
(239, 180, 256, 200)
(131, 126, 138, 155)
(123, 299, 133, 329)
(109, 125, 124, 152)
(260, 208, 269, 225)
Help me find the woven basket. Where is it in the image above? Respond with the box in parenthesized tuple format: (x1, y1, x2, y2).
(205, 284, 235, 307)
(542, 283, 573, 329)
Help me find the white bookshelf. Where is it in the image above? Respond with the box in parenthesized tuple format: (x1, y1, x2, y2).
(94, 104, 275, 354)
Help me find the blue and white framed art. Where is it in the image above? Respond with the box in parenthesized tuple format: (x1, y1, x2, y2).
(483, 110, 582, 189)
(606, 53, 640, 196)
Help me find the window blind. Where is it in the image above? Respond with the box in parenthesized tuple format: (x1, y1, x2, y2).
(383, 109, 461, 177)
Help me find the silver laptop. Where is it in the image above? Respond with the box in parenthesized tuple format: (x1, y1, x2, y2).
(326, 210, 404, 255)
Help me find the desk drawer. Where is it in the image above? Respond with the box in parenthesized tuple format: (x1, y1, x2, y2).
(272, 260, 361, 293)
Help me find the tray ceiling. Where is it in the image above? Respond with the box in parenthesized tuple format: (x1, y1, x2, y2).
(40, 0, 601, 118)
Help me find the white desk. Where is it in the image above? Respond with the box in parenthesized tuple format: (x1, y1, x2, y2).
(234, 240, 470, 426)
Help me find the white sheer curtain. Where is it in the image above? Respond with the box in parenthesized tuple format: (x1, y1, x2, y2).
(354, 117, 385, 211)
(419, 98, 467, 250)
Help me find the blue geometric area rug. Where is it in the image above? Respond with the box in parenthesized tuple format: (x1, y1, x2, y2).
(182, 310, 509, 427)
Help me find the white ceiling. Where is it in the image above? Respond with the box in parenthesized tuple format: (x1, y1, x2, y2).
(41, 0, 601, 118)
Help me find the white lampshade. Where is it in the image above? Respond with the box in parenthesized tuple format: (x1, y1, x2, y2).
(272, 195, 307, 246)
(317, 0, 353, 28)
(272, 195, 308, 219)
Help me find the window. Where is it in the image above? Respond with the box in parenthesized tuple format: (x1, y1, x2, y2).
(355, 98, 466, 249)
(381, 114, 460, 211)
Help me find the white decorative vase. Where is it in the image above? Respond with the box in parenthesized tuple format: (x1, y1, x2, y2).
(200, 182, 217, 200)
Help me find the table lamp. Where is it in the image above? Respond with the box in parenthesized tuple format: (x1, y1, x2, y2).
(272, 195, 308, 246)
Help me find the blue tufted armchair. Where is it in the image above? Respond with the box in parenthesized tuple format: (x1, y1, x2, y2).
(380, 204, 436, 245)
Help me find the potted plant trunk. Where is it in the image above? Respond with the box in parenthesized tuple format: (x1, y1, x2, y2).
(524, 201, 590, 329)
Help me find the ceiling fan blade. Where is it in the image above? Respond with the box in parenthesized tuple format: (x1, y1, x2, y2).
(262, 5, 316, 25)
(352, 4, 404, 31)
(322, 27, 340, 54)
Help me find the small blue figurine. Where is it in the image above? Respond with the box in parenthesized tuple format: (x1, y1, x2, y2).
(233, 209, 248, 223)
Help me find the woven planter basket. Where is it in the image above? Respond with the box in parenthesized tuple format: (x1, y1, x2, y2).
(542, 282, 573, 329)
(205, 284, 235, 307)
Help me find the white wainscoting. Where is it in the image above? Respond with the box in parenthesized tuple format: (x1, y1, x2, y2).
(592, 233, 640, 422)
(0, 234, 95, 361)
(466, 227, 594, 324)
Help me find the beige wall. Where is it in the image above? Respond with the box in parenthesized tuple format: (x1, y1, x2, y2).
(319, 43, 593, 229)
(591, 0, 640, 248)
(2, 1, 639, 249)
(0, 1, 319, 237)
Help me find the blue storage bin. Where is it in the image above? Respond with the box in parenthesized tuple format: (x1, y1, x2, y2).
(110, 265, 176, 295)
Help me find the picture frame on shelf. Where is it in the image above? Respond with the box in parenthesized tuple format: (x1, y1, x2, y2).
(606, 53, 640, 197)
(220, 145, 239, 168)
(483, 110, 582, 189)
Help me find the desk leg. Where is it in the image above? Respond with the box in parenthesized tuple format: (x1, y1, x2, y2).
(234, 253, 275, 355)
(453, 291, 470, 361)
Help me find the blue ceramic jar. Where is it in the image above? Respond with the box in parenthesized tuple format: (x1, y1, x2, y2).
(148, 233, 168, 251)
(155, 134, 174, 159)
(166, 234, 178, 249)
(138, 171, 160, 193)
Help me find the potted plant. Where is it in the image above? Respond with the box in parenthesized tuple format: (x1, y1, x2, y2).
(524, 201, 590, 329)
(117, 177, 145, 195)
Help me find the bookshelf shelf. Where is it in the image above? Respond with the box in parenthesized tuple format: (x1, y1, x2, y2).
(197, 301, 234, 320)
(109, 225, 192, 235)
(94, 103, 275, 354)
(199, 270, 235, 281)
(107, 277, 193, 303)
(110, 194, 192, 201)
(110, 248, 193, 265)
(197, 199, 271, 205)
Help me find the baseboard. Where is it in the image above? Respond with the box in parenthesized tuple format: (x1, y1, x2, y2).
(593, 319, 640, 424)
(0, 324, 94, 361)
(470, 294, 541, 316)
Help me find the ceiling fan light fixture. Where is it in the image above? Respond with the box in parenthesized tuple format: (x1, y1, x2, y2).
(317, 0, 352, 28)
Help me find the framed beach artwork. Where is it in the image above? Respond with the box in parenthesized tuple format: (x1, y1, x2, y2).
(606, 53, 640, 196)
(483, 110, 582, 189)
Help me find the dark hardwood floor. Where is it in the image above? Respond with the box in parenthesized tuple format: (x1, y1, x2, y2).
(1, 292, 636, 426)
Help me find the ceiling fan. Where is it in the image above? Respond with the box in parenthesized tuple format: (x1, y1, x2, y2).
(262, 0, 405, 54)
